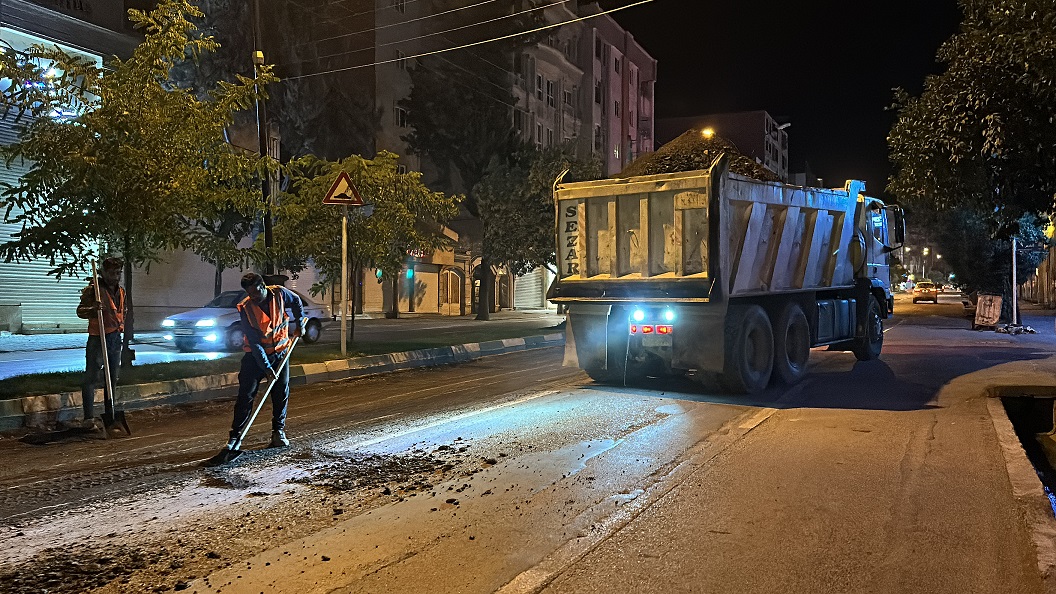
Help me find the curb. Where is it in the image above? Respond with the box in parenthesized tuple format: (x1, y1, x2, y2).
(1, 333, 565, 432)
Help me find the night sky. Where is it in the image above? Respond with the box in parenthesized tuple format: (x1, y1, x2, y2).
(612, 1, 962, 198)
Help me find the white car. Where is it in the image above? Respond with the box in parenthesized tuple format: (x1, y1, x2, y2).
(161, 289, 328, 352)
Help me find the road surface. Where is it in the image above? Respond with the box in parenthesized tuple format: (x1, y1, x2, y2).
(0, 296, 1050, 594)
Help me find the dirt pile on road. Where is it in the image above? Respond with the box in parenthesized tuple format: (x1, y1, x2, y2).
(617, 128, 781, 182)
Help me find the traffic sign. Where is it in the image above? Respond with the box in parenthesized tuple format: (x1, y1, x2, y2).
(323, 171, 364, 206)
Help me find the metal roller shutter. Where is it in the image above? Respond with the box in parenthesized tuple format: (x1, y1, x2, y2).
(514, 267, 544, 310)
(0, 116, 88, 330)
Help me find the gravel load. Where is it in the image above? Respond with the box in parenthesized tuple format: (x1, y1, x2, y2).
(617, 128, 781, 182)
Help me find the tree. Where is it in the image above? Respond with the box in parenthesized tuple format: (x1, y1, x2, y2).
(475, 144, 600, 276)
(272, 151, 459, 335)
(0, 0, 275, 364)
(888, 0, 1056, 320)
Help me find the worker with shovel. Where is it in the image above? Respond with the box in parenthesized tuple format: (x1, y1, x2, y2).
(75, 256, 127, 433)
(224, 273, 305, 453)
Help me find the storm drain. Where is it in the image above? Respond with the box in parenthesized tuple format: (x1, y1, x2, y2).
(1001, 396, 1056, 517)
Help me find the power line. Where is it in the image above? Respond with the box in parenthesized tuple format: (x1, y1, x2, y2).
(300, 0, 571, 66)
(285, 0, 655, 81)
(312, 0, 504, 46)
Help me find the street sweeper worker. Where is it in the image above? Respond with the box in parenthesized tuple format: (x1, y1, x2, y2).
(76, 256, 125, 431)
(226, 272, 305, 450)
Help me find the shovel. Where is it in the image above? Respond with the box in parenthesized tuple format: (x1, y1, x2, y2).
(203, 337, 299, 467)
(91, 258, 130, 437)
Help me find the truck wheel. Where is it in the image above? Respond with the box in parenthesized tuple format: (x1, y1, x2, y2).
(583, 365, 623, 384)
(722, 305, 774, 394)
(852, 296, 884, 361)
(773, 302, 810, 385)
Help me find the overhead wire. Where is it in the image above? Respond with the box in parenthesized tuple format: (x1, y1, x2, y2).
(298, 0, 572, 65)
(285, 0, 655, 80)
(312, 0, 505, 46)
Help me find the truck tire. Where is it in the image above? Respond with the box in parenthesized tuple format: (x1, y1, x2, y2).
(852, 295, 884, 361)
(722, 305, 774, 394)
(772, 302, 810, 385)
(583, 365, 623, 384)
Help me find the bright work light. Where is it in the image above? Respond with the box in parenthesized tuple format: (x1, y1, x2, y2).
(663, 309, 676, 322)
(632, 309, 645, 322)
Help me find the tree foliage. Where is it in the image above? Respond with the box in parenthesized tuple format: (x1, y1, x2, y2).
(0, 0, 274, 351)
(888, 0, 1056, 306)
(272, 152, 460, 296)
(476, 144, 600, 276)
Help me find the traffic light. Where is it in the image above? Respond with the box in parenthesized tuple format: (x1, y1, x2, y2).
(375, 269, 383, 283)
(406, 268, 414, 280)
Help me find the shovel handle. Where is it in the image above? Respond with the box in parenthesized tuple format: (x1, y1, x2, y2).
(231, 337, 299, 450)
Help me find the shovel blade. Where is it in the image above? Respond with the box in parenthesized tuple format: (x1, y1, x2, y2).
(101, 411, 131, 436)
(201, 446, 243, 467)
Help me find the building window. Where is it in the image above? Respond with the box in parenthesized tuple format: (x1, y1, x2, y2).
(536, 123, 543, 147)
(547, 128, 554, 146)
(613, 142, 621, 159)
(396, 164, 408, 175)
(594, 79, 602, 104)
(536, 74, 543, 100)
(614, 57, 621, 73)
(614, 100, 621, 117)
(391, 0, 405, 13)
(594, 125, 602, 151)
(394, 105, 409, 128)
(563, 89, 573, 106)
(514, 109, 524, 133)
(595, 37, 602, 59)
(546, 80, 555, 107)
(396, 50, 407, 70)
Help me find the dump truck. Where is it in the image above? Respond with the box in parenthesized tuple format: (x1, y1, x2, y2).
(548, 155, 905, 393)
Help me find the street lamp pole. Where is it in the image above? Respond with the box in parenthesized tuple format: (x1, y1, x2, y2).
(253, 1, 274, 276)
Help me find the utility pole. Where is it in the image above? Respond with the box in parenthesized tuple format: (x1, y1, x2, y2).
(253, 0, 274, 276)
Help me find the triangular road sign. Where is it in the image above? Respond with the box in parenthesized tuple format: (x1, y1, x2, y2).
(322, 171, 364, 206)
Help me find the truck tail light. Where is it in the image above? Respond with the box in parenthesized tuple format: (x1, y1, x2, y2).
(641, 325, 654, 334)
(657, 325, 672, 334)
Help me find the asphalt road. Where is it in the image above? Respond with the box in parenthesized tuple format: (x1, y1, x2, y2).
(0, 297, 1051, 594)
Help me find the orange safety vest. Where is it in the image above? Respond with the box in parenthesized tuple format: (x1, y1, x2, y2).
(86, 283, 125, 336)
(237, 286, 291, 355)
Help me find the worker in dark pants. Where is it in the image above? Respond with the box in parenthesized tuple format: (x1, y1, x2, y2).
(226, 272, 305, 449)
(75, 257, 125, 431)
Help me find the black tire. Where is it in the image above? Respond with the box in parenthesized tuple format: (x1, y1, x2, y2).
(226, 326, 245, 352)
(303, 319, 322, 343)
(721, 305, 774, 394)
(772, 302, 810, 385)
(852, 295, 884, 361)
(583, 365, 624, 384)
(174, 338, 196, 353)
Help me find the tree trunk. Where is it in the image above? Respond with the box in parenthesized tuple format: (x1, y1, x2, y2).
(214, 260, 224, 297)
(121, 236, 135, 370)
(386, 275, 399, 319)
(476, 251, 492, 321)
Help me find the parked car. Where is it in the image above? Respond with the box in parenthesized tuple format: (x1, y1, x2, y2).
(912, 281, 939, 304)
(161, 289, 328, 352)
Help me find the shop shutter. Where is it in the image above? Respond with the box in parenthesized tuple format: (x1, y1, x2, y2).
(514, 268, 544, 309)
(0, 117, 87, 329)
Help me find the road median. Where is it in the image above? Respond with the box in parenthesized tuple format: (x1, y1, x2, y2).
(1, 332, 565, 432)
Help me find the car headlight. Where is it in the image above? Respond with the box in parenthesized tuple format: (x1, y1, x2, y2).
(162, 319, 175, 328)
(195, 319, 216, 327)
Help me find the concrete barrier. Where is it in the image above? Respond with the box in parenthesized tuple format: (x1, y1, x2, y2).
(0, 333, 565, 431)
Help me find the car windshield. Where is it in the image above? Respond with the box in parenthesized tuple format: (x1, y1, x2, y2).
(204, 290, 247, 308)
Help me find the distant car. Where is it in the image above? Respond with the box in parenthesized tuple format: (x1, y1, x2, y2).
(912, 281, 939, 304)
(161, 289, 328, 352)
